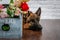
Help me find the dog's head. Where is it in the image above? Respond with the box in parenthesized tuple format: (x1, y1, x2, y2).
(26, 7, 41, 23)
(23, 7, 41, 29)
(24, 8, 42, 31)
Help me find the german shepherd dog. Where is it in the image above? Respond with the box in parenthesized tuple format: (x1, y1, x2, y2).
(23, 7, 42, 31)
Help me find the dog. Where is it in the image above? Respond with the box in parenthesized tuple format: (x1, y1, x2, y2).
(23, 7, 42, 31)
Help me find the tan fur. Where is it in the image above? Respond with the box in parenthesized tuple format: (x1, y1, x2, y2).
(23, 13, 40, 29)
(26, 13, 39, 22)
(23, 8, 41, 29)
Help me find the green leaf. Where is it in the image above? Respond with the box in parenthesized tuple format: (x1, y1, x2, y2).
(7, 7, 14, 17)
(10, 0, 14, 3)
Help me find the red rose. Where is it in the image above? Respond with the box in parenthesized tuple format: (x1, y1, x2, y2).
(20, 2, 29, 11)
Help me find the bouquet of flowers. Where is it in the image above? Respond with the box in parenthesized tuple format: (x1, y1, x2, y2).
(0, 0, 30, 31)
(0, 0, 30, 18)
(0, 4, 9, 18)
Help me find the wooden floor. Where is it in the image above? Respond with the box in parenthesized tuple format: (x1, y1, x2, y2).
(22, 19, 60, 40)
(0, 19, 60, 40)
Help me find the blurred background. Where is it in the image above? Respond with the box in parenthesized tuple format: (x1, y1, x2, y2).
(0, 0, 60, 19)
(28, 0, 60, 19)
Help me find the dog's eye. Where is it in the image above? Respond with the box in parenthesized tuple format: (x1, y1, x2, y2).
(36, 18, 40, 22)
(30, 19, 35, 22)
(28, 13, 30, 17)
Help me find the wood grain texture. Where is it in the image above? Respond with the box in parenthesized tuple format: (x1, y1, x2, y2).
(22, 19, 60, 40)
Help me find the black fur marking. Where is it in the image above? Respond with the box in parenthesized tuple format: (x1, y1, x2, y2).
(28, 19, 42, 31)
(29, 24, 42, 31)
(35, 7, 41, 16)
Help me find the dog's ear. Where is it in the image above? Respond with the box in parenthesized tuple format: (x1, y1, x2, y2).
(35, 7, 41, 16)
